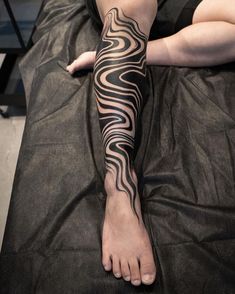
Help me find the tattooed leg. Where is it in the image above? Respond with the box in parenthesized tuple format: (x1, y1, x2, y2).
(94, 8, 147, 219)
(93, 5, 157, 286)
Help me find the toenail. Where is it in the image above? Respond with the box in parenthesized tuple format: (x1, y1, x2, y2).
(132, 280, 141, 286)
(124, 276, 130, 281)
(142, 274, 154, 283)
(114, 272, 121, 278)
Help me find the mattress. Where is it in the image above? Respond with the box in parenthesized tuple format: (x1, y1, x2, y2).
(1, 0, 235, 293)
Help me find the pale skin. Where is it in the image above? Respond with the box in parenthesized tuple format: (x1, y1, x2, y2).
(67, 0, 235, 287)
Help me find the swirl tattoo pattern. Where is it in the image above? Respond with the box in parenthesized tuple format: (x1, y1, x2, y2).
(94, 8, 147, 218)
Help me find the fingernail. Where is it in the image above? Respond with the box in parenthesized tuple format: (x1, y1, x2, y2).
(124, 276, 130, 281)
(114, 272, 121, 278)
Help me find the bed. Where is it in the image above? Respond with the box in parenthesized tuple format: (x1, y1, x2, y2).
(1, 0, 235, 293)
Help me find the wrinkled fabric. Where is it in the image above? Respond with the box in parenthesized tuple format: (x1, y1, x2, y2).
(0, 0, 235, 293)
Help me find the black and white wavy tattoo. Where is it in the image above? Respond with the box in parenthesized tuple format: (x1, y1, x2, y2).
(94, 7, 147, 218)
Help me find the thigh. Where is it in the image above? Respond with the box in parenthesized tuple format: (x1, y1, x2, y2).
(193, 0, 235, 24)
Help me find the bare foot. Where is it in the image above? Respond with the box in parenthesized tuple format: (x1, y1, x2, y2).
(102, 171, 157, 286)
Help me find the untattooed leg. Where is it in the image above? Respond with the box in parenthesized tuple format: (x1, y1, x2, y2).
(147, 0, 235, 67)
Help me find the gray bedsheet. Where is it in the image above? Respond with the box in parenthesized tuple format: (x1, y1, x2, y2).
(1, 0, 235, 293)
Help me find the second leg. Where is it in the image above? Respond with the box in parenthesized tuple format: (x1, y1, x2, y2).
(147, 0, 235, 67)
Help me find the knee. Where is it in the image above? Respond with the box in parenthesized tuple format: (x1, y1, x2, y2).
(97, 0, 158, 35)
(121, 0, 158, 21)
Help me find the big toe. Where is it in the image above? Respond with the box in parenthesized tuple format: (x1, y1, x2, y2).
(140, 254, 156, 285)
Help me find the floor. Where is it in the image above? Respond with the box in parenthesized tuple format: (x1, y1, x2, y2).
(0, 0, 42, 252)
(0, 53, 26, 251)
(0, 0, 42, 48)
(0, 113, 25, 251)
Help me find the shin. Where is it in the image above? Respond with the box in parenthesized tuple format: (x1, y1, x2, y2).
(94, 7, 148, 217)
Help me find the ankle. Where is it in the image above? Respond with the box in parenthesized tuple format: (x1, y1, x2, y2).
(104, 168, 138, 193)
(104, 169, 144, 222)
(104, 172, 116, 195)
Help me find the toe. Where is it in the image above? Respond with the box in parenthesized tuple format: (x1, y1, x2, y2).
(102, 251, 112, 271)
(66, 63, 75, 74)
(112, 255, 122, 278)
(120, 259, 131, 281)
(66, 59, 80, 74)
(129, 258, 141, 286)
(139, 254, 156, 285)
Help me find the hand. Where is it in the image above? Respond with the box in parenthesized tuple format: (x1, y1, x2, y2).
(66, 51, 96, 74)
